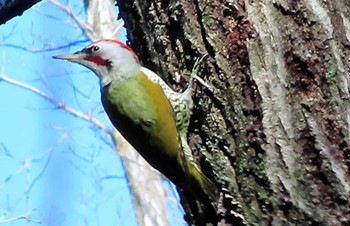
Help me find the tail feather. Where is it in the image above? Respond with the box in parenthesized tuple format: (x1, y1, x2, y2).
(187, 162, 218, 203)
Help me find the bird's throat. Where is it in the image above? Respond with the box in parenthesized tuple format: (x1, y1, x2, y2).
(98, 62, 141, 88)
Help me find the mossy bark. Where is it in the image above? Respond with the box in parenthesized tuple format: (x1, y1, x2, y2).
(117, 0, 350, 225)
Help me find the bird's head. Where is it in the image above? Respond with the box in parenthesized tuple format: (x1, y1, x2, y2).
(54, 40, 141, 86)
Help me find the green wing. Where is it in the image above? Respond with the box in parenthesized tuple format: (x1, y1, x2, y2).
(101, 72, 180, 163)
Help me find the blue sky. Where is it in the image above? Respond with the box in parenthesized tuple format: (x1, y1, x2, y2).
(0, 1, 184, 225)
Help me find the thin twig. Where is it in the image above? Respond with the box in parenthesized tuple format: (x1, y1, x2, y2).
(48, 0, 97, 41)
(0, 74, 157, 170)
(0, 209, 40, 224)
(0, 74, 109, 133)
(27, 133, 70, 195)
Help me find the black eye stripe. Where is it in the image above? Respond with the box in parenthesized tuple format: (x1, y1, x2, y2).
(84, 46, 99, 55)
(84, 47, 93, 54)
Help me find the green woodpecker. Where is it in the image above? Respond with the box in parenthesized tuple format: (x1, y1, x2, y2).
(139, 54, 212, 164)
(53, 39, 217, 203)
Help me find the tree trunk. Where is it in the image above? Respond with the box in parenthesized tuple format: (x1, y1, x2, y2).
(0, 0, 41, 25)
(117, 0, 350, 225)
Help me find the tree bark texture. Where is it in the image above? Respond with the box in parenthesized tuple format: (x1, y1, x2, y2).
(0, 0, 41, 25)
(117, 0, 350, 225)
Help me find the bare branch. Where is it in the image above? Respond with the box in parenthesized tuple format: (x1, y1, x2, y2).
(0, 73, 109, 133)
(27, 133, 70, 194)
(48, 0, 97, 41)
(0, 73, 158, 171)
(0, 209, 40, 224)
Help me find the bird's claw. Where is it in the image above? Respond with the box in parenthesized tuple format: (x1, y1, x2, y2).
(189, 54, 213, 91)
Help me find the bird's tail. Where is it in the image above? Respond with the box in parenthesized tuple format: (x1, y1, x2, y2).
(187, 162, 218, 204)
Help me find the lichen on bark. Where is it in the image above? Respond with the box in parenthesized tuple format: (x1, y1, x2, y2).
(117, 0, 350, 225)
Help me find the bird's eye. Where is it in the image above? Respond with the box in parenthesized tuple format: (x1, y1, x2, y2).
(92, 46, 99, 52)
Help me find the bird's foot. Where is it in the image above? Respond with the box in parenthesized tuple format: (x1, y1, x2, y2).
(189, 54, 214, 91)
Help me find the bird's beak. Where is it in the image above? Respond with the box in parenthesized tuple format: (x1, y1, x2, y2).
(52, 51, 87, 62)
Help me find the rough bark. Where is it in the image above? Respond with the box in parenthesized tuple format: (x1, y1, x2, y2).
(117, 0, 350, 225)
(0, 0, 41, 25)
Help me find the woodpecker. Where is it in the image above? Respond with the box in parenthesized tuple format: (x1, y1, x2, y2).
(53, 39, 217, 203)
(139, 55, 211, 163)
